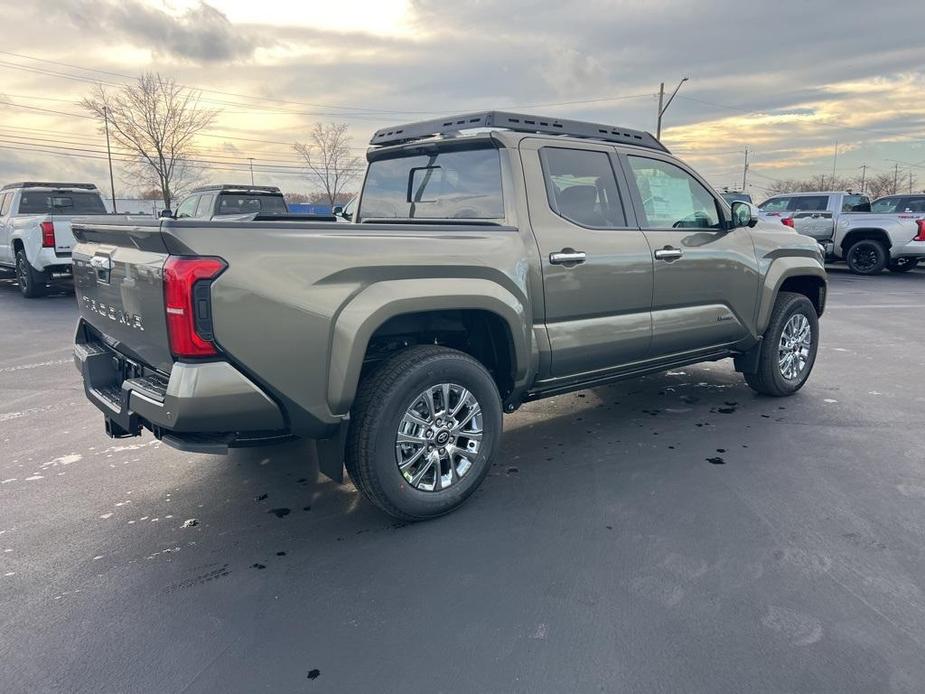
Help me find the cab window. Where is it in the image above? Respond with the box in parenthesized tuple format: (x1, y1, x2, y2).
(0, 193, 10, 216)
(789, 195, 828, 212)
(540, 147, 626, 228)
(841, 194, 870, 212)
(195, 194, 215, 218)
(626, 156, 720, 229)
(760, 196, 791, 213)
(175, 195, 199, 219)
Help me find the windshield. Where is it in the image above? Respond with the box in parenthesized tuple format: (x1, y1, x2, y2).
(216, 193, 288, 215)
(359, 144, 504, 221)
(17, 191, 107, 215)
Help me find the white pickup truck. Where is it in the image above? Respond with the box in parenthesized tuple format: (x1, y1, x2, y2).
(833, 194, 925, 274)
(759, 191, 925, 274)
(0, 182, 110, 297)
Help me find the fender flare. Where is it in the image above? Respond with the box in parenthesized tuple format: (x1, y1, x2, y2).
(756, 257, 827, 334)
(327, 278, 533, 415)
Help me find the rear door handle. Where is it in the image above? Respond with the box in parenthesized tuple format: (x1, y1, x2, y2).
(654, 247, 683, 261)
(549, 250, 587, 265)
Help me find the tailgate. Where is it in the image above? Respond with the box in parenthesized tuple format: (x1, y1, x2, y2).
(48, 216, 77, 254)
(72, 219, 175, 374)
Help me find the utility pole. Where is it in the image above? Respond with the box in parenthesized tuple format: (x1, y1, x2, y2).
(893, 163, 900, 194)
(656, 77, 688, 140)
(742, 147, 749, 191)
(248, 158, 255, 186)
(830, 140, 838, 188)
(103, 106, 117, 213)
(858, 163, 867, 192)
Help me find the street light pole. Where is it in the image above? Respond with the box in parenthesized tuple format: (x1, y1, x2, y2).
(742, 147, 749, 191)
(103, 106, 117, 213)
(656, 77, 688, 140)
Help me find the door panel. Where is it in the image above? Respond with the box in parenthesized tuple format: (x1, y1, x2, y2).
(520, 139, 653, 378)
(621, 153, 760, 358)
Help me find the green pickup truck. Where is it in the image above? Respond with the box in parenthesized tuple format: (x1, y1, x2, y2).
(71, 111, 826, 520)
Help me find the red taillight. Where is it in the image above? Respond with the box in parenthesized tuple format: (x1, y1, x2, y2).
(40, 221, 55, 248)
(781, 217, 795, 228)
(915, 219, 925, 242)
(163, 256, 226, 358)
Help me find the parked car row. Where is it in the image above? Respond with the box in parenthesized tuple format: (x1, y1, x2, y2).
(756, 190, 925, 274)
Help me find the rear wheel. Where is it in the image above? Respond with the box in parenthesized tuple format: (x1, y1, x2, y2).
(845, 239, 887, 275)
(346, 345, 502, 521)
(15, 248, 48, 298)
(744, 291, 819, 397)
(887, 257, 919, 273)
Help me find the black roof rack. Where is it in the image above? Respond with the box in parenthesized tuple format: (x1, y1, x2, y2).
(191, 184, 281, 194)
(1, 182, 98, 191)
(369, 110, 669, 152)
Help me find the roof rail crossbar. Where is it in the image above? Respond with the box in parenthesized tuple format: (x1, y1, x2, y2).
(1, 182, 99, 191)
(190, 184, 282, 194)
(369, 110, 669, 152)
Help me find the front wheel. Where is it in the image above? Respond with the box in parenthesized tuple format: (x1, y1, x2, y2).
(744, 291, 819, 397)
(15, 248, 48, 298)
(345, 346, 503, 521)
(887, 257, 919, 273)
(845, 239, 887, 275)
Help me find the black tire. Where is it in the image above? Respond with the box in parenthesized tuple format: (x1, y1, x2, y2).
(744, 291, 819, 397)
(345, 345, 503, 521)
(845, 239, 887, 275)
(887, 257, 920, 273)
(15, 248, 48, 298)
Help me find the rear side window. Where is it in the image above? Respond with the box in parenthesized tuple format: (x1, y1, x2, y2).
(359, 145, 503, 221)
(789, 196, 828, 212)
(540, 147, 626, 228)
(0, 193, 10, 216)
(842, 194, 870, 212)
(903, 197, 925, 212)
(17, 191, 106, 214)
(217, 194, 288, 215)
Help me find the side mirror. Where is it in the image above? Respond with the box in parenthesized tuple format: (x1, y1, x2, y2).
(730, 200, 758, 228)
(159, 209, 173, 219)
(332, 205, 344, 217)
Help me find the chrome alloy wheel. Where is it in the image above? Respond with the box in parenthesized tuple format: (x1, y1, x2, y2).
(395, 383, 483, 492)
(778, 313, 812, 380)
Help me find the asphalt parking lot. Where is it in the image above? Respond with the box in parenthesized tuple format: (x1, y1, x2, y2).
(1, 267, 924, 694)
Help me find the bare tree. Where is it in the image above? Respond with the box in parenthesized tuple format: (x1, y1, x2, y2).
(293, 123, 362, 206)
(82, 73, 216, 209)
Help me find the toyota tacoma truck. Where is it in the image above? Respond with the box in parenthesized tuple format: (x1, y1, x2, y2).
(830, 194, 925, 274)
(0, 182, 109, 297)
(758, 190, 925, 274)
(71, 111, 826, 520)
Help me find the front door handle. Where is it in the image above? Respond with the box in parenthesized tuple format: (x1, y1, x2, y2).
(654, 246, 683, 262)
(550, 250, 587, 265)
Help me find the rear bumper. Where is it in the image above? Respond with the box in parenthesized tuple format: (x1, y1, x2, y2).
(74, 328, 288, 451)
(894, 239, 925, 258)
(33, 247, 73, 272)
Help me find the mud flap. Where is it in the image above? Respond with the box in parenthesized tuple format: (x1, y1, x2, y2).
(316, 422, 347, 483)
(733, 337, 763, 374)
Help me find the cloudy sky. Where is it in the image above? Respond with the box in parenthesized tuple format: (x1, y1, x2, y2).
(1, 0, 924, 200)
